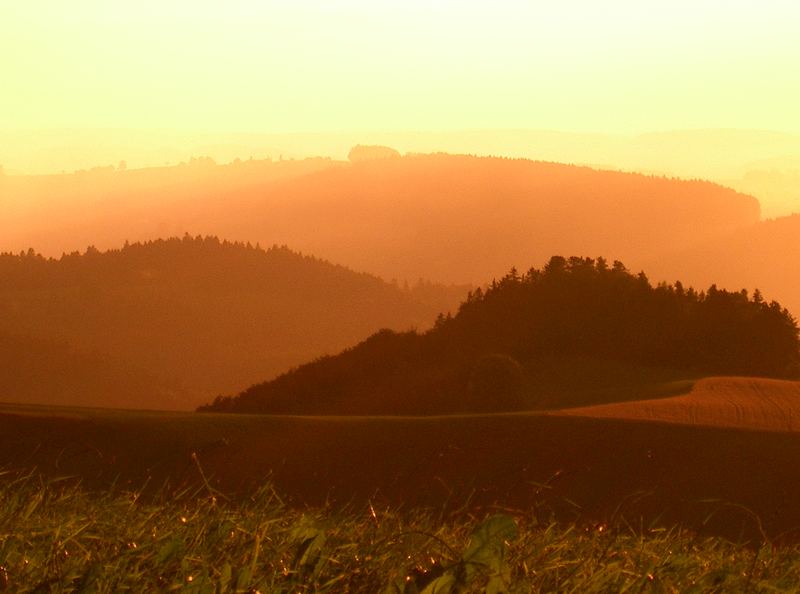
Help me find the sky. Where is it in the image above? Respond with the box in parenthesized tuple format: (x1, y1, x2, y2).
(2, 0, 800, 135)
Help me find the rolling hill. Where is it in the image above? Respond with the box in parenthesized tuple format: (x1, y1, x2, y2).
(4, 128, 799, 211)
(0, 237, 465, 410)
(0, 331, 189, 409)
(211, 154, 761, 285)
(0, 156, 342, 258)
(202, 256, 799, 415)
(557, 376, 800, 433)
(0, 153, 759, 285)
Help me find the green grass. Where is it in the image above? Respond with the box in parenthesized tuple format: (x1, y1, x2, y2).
(3, 473, 800, 592)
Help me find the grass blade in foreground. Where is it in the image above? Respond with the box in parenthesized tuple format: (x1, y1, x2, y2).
(2, 475, 800, 592)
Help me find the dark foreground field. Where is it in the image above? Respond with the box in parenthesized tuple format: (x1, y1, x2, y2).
(3, 377, 800, 543)
(9, 474, 800, 592)
(7, 475, 800, 592)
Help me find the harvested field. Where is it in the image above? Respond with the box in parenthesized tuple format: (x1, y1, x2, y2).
(556, 376, 800, 432)
(4, 377, 800, 541)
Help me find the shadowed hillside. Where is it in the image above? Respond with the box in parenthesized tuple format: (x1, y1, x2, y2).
(202, 256, 799, 415)
(0, 153, 759, 285)
(0, 332, 189, 409)
(0, 237, 466, 410)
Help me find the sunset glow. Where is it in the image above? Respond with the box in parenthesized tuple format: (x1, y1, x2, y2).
(5, 2, 800, 585)
(3, 0, 799, 136)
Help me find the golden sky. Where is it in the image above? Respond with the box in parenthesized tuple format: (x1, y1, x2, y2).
(3, 0, 800, 135)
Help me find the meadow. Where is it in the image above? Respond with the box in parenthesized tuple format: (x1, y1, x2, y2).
(6, 332, 800, 593)
(4, 336, 800, 592)
(4, 470, 800, 593)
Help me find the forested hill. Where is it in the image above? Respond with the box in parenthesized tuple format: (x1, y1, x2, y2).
(1, 153, 760, 286)
(0, 237, 466, 410)
(201, 256, 799, 416)
(645, 213, 800, 322)
(204, 153, 761, 284)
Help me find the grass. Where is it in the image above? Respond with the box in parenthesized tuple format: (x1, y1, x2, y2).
(3, 472, 800, 592)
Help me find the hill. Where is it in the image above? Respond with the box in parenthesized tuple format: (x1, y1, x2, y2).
(201, 256, 799, 415)
(0, 331, 188, 409)
(212, 154, 760, 284)
(0, 237, 465, 410)
(0, 156, 343, 258)
(0, 153, 759, 285)
(558, 376, 800, 432)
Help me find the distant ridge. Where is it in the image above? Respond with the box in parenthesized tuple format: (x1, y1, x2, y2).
(0, 153, 759, 285)
(0, 236, 466, 410)
(190, 153, 763, 285)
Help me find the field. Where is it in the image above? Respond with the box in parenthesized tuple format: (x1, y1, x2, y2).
(5, 474, 800, 592)
(3, 377, 800, 535)
(559, 377, 800, 432)
(5, 377, 800, 590)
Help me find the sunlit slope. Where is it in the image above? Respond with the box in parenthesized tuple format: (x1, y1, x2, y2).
(0, 237, 464, 410)
(557, 377, 800, 433)
(0, 154, 759, 285)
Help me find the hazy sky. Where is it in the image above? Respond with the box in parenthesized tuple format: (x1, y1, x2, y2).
(2, 0, 800, 134)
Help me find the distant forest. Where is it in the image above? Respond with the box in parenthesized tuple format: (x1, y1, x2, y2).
(202, 257, 800, 416)
(0, 153, 759, 286)
(9, 151, 800, 336)
(0, 236, 465, 409)
(11, 151, 798, 337)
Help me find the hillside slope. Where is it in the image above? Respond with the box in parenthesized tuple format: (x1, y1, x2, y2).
(0, 153, 759, 285)
(217, 154, 759, 284)
(0, 156, 342, 257)
(557, 376, 800, 432)
(202, 256, 799, 415)
(0, 237, 465, 410)
(0, 332, 188, 409)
